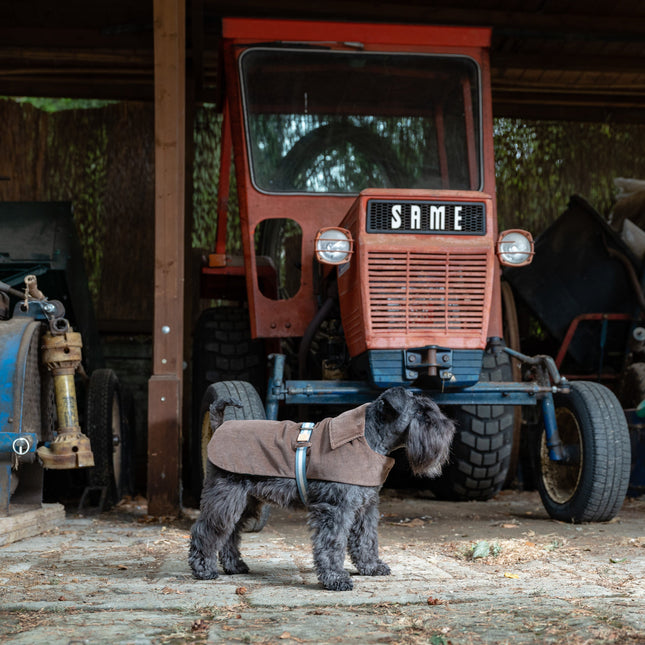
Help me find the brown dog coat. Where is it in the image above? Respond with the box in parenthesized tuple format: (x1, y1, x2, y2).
(207, 404, 395, 487)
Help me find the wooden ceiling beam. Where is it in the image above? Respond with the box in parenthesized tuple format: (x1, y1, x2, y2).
(494, 102, 645, 123)
(0, 47, 152, 66)
(0, 27, 152, 49)
(492, 53, 645, 75)
(201, 1, 645, 39)
(0, 79, 154, 101)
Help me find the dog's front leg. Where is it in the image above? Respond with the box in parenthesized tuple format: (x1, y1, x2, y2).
(308, 500, 355, 591)
(348, 498, 391, 577)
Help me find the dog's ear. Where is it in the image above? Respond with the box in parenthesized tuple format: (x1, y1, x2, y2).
(379, 387, 410, 417)
(406, 397, 455, 477)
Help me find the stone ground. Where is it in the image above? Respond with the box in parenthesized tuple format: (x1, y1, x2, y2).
(0, 489, 644, 645)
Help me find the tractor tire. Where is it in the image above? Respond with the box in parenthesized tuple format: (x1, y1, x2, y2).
(195, 381, 270, 532)
(86, 368, 131, 509)
(534, 381, 630, 523)
(501, 280, 523, 487)
(189, 307, 266, 501)
(431, 347, 515, 500)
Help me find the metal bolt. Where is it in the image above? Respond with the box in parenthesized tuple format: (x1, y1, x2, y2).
(633, 327, 645, 342)
(12, 437, 31, 455)
(161, 325, 171, 334)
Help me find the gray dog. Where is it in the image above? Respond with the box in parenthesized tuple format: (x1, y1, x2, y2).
(189, 386, 455, 591)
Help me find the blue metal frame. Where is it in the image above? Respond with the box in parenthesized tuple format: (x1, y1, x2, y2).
(0, 301, 51, 455)
(265, 351, 569, 463)
(0, 432, 37, 454)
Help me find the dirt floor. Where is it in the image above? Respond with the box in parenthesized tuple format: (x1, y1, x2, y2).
(0, 489, 644, 644)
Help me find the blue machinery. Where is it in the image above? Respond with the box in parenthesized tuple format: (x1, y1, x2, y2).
(0, 278, 94, 515)
(265, 348, 572, 463)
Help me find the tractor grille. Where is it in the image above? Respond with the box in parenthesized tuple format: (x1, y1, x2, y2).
(367, 200, 485, 235)
(367, 251, 488, 334)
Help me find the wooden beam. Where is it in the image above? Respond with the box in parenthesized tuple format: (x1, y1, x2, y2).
(148, 0, 185, 517)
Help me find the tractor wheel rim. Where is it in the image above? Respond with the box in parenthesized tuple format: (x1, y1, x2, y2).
(201, 411, 212, 477)
(111, 394, 122, 488)
(540, 407, 583, 505)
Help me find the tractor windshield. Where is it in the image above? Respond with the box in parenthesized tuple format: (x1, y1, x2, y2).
(240, 48, 482, 194)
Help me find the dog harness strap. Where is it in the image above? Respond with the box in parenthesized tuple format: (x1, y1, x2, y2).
(295, 422, 315, 505)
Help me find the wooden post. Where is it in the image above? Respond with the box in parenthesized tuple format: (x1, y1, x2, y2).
(148, 0, 185, 516)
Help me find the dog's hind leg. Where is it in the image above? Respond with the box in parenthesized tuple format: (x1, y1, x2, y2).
(308, 498, 357, 591)
(347, 498, 391, 577)
(219, 497, 263, 574)
(189, 478, 250, 580)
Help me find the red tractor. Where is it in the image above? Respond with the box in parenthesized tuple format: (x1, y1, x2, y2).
(190, 18, 630, 523)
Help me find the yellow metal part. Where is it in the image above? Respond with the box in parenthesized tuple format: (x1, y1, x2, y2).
(54, 373, 81, 432)
(40, 330, 83, 373)
(36, 432, 95, 469)
(36, 330, 95, 470)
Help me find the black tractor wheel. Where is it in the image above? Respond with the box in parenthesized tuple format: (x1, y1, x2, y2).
(534, 381, 630, 523)
(189, 307, 266, 502)
(86, 368, 131, 509)
(431, 347, 515, 500)
(194, 380, 270, 532)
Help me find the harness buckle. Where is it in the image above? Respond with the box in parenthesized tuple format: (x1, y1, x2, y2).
(295, 422, 315, 505)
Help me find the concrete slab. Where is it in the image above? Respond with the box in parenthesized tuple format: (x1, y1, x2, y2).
(0, 503, 65, 546)
(0, 490, 643, 644)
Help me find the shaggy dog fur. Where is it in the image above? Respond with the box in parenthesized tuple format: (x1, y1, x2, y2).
(189, 386, 455, 591)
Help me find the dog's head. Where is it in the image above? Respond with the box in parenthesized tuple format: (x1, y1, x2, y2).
(369, 387, 455, 478)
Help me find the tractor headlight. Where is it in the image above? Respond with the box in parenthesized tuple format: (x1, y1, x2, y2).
(496, 229, 534, 267)
(315, 228, 354, 265)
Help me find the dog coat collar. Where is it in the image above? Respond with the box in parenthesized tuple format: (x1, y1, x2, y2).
(295, 422, 315, 505)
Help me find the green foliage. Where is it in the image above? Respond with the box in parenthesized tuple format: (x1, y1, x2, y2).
(494, 119, 645, 235)
(9, 97, 117, 113)
(191, 105, 242, 254)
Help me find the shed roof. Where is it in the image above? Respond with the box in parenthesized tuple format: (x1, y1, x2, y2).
(0, 0, 643, 122)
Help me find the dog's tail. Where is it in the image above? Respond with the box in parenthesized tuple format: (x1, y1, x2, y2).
(208, 396, 243, 430)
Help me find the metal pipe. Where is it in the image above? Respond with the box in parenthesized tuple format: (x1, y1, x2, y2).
(0, 280, 25, 300)
(265, 353, 286, 420)
(541, 394, 565, 461)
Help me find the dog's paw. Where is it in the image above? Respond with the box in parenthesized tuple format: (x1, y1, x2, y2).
(191, 567, 219, 580)
(189, 555, 220, 580)
(222, 559, 250, 575)
(320, 572, 354, 591)
(363, 561, 391, 576)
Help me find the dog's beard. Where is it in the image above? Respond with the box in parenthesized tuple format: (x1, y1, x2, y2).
(412, 461, 446, 479)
